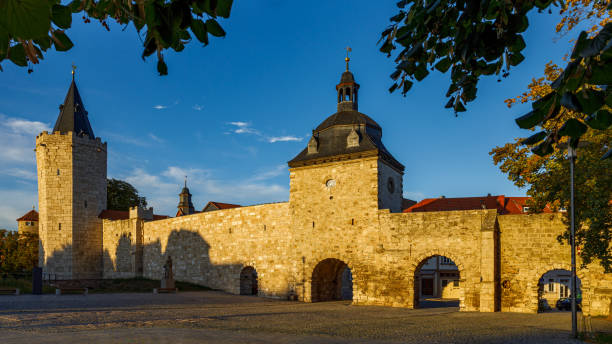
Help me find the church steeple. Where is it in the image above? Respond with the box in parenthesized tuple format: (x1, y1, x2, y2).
(336, 47, 359, 112)
(177, 178, 195, 216)
(53, 69, 95, 138)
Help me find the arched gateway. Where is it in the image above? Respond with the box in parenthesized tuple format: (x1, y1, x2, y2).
(240, 266, 258, 296)
(311, 258, 353, 302)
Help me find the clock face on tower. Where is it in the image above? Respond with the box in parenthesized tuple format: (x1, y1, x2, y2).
(325, 179, 336, 188)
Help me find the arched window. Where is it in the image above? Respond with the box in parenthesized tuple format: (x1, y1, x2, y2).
(338, 89, 343, 103)
(345, 87, 351, 101)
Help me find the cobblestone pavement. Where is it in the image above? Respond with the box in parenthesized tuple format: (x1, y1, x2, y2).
(1, 291, 610, 343)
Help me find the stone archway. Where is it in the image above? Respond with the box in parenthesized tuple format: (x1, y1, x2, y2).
(526, 265, 586, 313)
(240, 266, 258, 295)
(311, 258, 353, 302)
(410, 252, 465, 309)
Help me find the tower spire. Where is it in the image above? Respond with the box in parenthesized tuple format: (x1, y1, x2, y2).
(71, 63, 76, 81)
(345, 46, 351, 71)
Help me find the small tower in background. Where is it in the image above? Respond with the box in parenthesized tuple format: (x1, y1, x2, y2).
(36, 67, 107, 279)
(176, 178, 196, 216)
(336, 47, 360, 112)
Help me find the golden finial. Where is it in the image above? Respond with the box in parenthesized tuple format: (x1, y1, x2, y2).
(345, 46, 352, 71)
(71, 63, 76, 80)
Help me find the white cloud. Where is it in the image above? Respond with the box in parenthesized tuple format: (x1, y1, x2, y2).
(4, 117, 50, 136)
(153, 105, 167, 110)
(1, 168, 37, 181)
(120, 165, 288, 216)
(403, 191, 426, 202)
(193, 104, 203, 111)
(148, 133, 164, 143)
(102, 132, 148, 147)
(227, 121, 302, 144)
(267, 136, 302, 143)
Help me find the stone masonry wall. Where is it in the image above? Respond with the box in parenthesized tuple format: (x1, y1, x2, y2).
(36, 131, 75, 278)
(498, 214, 612, 316)
(142, 202, 292, 297)
(72, 134, 107, 278)
(102, 218, 140, 279)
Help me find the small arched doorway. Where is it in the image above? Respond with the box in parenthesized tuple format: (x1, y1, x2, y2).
(414, 255, 461, 308)
(538, 269, 581, 312)
(311, 258, 353, 302)
(240, 266, 258, 295)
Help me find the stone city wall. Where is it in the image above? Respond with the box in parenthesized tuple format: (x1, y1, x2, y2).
(498, 214, 612, 316)
(102, 218, 140, 279)
(141, 202, 293, 297)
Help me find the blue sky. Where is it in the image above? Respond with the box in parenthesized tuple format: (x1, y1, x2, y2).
(0, 1, 589, 230)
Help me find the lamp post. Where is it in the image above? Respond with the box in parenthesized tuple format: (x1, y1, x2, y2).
(568, 142, 577, 338)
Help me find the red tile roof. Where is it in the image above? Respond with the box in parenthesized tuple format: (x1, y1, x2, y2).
(203, 201, 241, 212)
(403, 195, 553, 215)
(99, 209, 169, 221)
(16, 209, 38, 221)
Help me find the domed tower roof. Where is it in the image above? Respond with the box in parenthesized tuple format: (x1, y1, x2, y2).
(288, 54, 403, 172)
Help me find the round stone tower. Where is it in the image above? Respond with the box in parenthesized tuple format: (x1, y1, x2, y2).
(36, 74, 107, 279)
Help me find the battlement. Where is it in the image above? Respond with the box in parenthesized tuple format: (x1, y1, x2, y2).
(129, 206, 154, 221)
(36, 131, 107, 151)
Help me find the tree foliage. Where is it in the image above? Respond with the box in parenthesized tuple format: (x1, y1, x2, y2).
(491, 63, 612, 272)
(0, 230, 39, 273)
(0, 0, 233, 75)
(107, 178, 147, 211)
(380, 1, 612, 156)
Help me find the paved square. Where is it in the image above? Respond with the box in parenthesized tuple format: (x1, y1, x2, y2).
(1, 291, 610, 343)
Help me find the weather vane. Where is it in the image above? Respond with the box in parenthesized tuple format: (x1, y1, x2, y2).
(71, 63, 77, 80)
(345, 46, 352, 71)
(184, 175, 187, 188)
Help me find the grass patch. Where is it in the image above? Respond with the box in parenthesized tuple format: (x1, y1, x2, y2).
(0, 277, 55, 294)
(88, 277, 212, 293)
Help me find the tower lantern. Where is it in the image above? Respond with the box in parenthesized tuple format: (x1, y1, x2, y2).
(336, 47, 359, 112)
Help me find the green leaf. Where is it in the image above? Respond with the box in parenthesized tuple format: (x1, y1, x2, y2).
(414, 63, 429, 81)
(606, 92, 612, 107)
(434, 57, 451, 73)
(51, 5, 72, 29)
(560, 92, 581, 112)
(402, 79, 413, 94)
(52, 31, 73, 51)
(508, 52, 525, 66)
(516, 109, 546, 129)
(558, 118, 587, 138)
(578, 23, 612, 58)
(388, 83, 399, 93)
(0, 27, 8, 59)
(576, 89, 606, 115)
(531, 138, 553, 156)
(157, 59, 168, 76)
(509, 36, 526, 53)
(8, 44, 27, 66)
(0, 0, 51, 39)
(454, 100, 466, 112)
(205, 19, 225, 37)
(190, 19, 208, 45)
(216, 0, 233, 18)
(585, 110, 612, 130)
(68, 0, 82, 12)
(520, 131, 547, 145)
(33, 36, 51, 51)
(571, 31, 589, 59)
(588, 62, 612, 85)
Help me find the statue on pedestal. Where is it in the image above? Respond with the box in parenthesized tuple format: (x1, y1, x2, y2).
(161, 255, 175, 289)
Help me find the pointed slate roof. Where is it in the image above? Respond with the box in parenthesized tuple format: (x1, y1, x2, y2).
(53, 79, 95, 138)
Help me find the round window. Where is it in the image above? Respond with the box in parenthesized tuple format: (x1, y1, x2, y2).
(325, 179, 336, 188)
(387, 177, 394, 193)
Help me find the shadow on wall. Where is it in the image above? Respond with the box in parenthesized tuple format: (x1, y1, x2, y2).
(141, 229, 246, 293)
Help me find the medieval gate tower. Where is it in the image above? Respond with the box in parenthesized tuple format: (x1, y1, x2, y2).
(36, 73, 107, 279)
